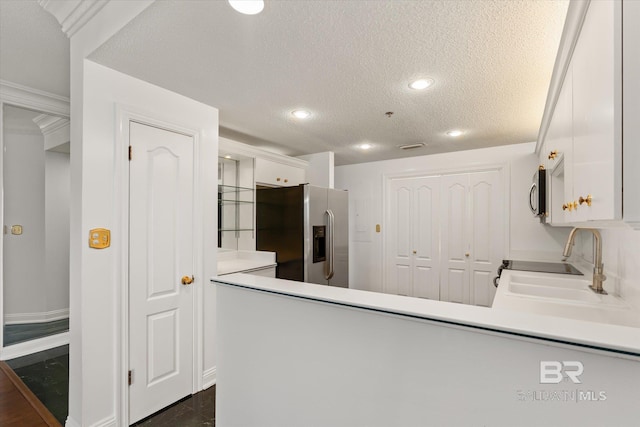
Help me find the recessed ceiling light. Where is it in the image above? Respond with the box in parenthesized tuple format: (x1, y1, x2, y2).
(409, 78, 434, 90)
(446, 130, 463, 137)
(228, 0, 264, 15)
(359, 143, 373, 150)
(291, 109, 311, 119)
(224, 155, 232, 159)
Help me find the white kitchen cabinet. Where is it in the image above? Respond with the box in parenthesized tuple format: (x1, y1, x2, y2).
(255, 157, 306, 187)
(570, 0, 619, 222)
(440, 171, 503, 307)
(538, 0, 638, 227)
(546, 63, 574, 225)
(386, 176, 440, 300)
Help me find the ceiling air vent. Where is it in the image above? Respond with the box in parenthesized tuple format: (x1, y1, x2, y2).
(399, 143, 425, 150)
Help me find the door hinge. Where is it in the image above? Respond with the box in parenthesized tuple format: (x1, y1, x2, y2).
(128, 369, 133, 386)
(128, 146, 132, 161)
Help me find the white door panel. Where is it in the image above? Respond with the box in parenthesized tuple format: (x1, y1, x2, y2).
(469, 171, 502, 307)
(413, 181, 440, 300)
(129, 122, 194, 424)
(440, 175, 469, 304)
(386, 171, 503, 307)
(386, 177, 440, 299)
(387, 183, 412, 295)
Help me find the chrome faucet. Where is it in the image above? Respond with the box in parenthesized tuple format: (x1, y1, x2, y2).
(562, 227, 607, 294)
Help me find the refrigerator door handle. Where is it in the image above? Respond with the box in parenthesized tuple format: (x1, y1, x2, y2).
(325, 209, 335, 280)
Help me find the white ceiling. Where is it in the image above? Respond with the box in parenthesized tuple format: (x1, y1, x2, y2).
(0, 0, 70, 98)
(90, 0, 568, 165)
(1, 1, 569, 166)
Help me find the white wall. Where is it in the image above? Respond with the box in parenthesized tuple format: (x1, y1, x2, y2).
(71, 60, 218, 427)
(2, 130, 46, 319)
(217, 283, 640, 427)
(44, 151, 70, 314)
(298, 151, 334, 188)
(335, 142, 571, 292)
(572, 227, 640, 311)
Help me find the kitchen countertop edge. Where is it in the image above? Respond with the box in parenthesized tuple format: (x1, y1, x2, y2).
(212, 273, 640, 357)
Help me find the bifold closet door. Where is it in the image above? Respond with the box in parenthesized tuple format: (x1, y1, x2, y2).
(440, 171, 503, 306)
(440, 174, 470, 304)
(386, 177, 440, 299)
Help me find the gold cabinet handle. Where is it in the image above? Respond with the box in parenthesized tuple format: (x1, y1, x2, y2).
(465, 252, 470, 257)
(572, 201, 578, 210)
(276, 177, 281, 182)
(284, 179, 289, 183)
(548, 150, 558, 160)
(579, 194, 592, 207)
(412, 250, 417, 254)
(181, 275, 194, 285)
(562, 203, 568, 211)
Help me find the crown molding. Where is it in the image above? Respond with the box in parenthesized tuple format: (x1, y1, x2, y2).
(0, 80, 70, 117)
(33, 114, 70, 136)
(39, 0, 109, 38)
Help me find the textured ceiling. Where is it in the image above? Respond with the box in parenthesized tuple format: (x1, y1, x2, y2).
(93, 1, 568, 165)
(90, 0, 568, 165)
(0, 0, 70, 97)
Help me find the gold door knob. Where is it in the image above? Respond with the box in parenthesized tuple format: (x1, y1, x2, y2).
(181, 275, 194, 285)
(465, 252, 470, 257)
(412, 250, 417, 254)
(579, 194, 592, 206)
(284, 179, 289, 183)
(548, 150, 558, 160)
(276, 177, 281, 182)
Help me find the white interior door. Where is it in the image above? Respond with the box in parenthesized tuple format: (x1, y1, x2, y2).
(440, 174, 469, 304)
(468, 171, 503, 307)
(129, 122, 194, 424)
(412, 178, 440, 300)
(386, 180, 412, 296)
(386, 177, 440, 298)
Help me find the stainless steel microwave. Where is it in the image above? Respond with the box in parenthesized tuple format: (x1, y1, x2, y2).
(529, 167, 547, 223)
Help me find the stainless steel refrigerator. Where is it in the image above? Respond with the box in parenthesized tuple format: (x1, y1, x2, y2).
(256, 184, 348, 287)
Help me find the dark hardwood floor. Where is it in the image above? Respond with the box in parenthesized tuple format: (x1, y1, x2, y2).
(0, 361, 60, 427)
(2, 343, 215, 426)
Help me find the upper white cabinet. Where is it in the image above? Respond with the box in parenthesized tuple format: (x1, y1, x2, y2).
(538, 0, 638, 228)
(570, 0, 619, 222)
(254, 157, 306, 187)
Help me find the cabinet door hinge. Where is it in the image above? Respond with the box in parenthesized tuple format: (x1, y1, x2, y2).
(129, 146, 132, 161)
(128, 369, 133, 386)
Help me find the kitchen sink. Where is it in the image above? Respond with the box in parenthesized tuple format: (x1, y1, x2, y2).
(506, 273, 626, 307)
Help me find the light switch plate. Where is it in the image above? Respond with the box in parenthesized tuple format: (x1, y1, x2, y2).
(11, 225, 23, 235)
(89, 228, 110, 249)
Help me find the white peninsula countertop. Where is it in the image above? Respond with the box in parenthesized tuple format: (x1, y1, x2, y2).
(216, 250, 276, 276)
(212, 273, 640, 357)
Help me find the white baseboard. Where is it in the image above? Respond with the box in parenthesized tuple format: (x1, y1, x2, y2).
(0, 331, 69, 361)
(203, 366, 216, 389)
(4, 308, 69, 325)
(90, 415, 116, 427)
(65, 416, 81, 427)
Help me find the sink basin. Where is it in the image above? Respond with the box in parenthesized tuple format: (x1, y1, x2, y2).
(509, 282, 600, 303)
(509, 274, 588, 290)
(506, 273, 626, 307)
